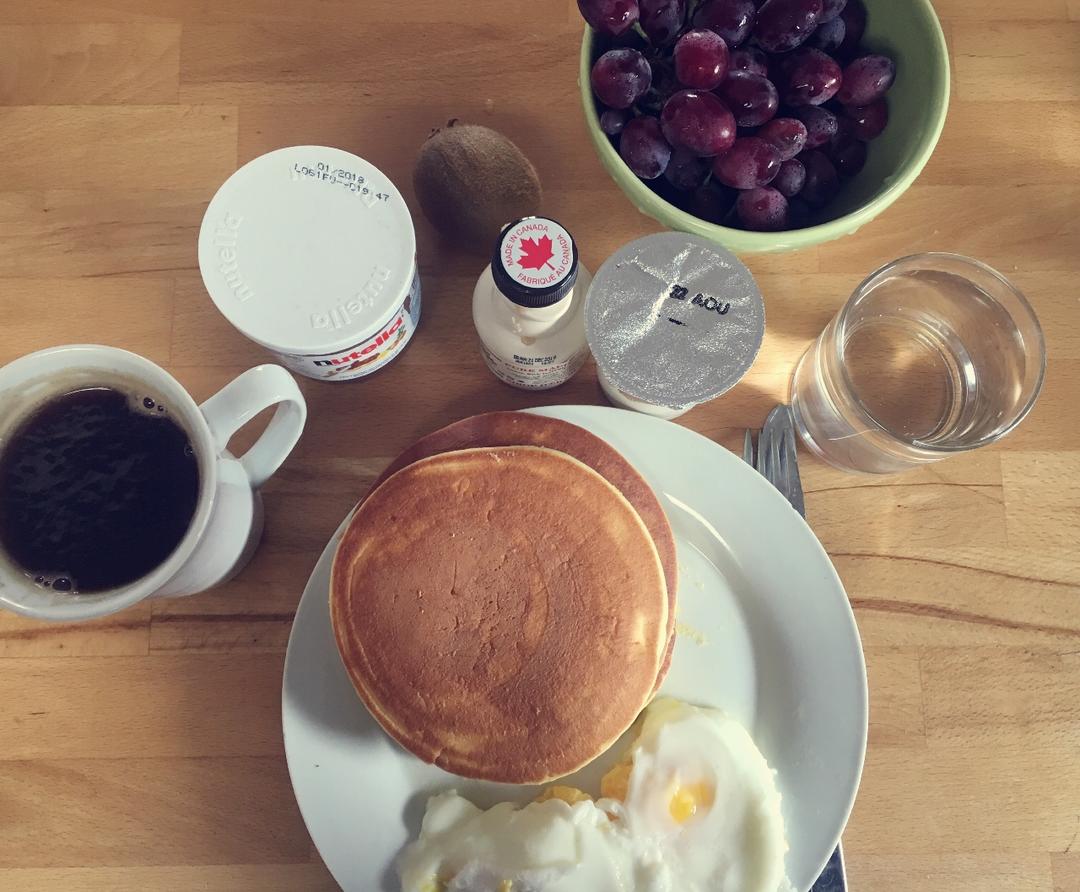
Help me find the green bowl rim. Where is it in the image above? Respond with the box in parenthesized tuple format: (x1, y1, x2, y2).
(578, 2, 951, 253)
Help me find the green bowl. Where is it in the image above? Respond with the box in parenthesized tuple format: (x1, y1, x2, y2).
(579, 0, 951, 253)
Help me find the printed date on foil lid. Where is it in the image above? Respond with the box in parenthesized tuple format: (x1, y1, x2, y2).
(666, 284, 732, 321)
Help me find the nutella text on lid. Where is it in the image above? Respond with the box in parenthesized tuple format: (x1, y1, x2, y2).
(198, 146, 421, 382)
(585, 232, 765, 410)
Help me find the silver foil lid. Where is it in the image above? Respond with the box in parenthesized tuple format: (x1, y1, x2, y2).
(585, 233, 766, 408)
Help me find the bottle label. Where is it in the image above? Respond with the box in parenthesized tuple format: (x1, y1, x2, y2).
(480, 344, 588, 391)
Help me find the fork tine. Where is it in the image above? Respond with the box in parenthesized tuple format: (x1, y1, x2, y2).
(778, 410, 806, 518)
(766, 425, 782, 489)
(742, 429, 755, 466)
(759, 406, 784, 486)
(756, 424, 769, 479)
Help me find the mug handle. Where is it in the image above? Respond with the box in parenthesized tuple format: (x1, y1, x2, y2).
(199, 365, 307, 488)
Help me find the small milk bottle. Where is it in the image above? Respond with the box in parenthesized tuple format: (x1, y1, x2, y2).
(472, 217, 591, 391)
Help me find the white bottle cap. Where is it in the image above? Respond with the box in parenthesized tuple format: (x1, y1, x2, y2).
(198, 146, 417, 358)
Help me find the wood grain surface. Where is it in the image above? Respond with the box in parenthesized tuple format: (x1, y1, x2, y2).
(1, 1, 1078, 890)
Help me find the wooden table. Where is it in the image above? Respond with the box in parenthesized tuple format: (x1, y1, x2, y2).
(1, 1, 1077, 889)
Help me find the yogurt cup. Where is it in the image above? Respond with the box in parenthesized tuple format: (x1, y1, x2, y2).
(198, 146, 421, 382)
(585, 233, 765, 419)
(595, 366, 691, 420)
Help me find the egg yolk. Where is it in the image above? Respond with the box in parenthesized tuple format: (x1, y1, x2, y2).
(535, 785, 592, 806)
(668, 782, 715, 824)
(600, 756, 634, 801)
(420, 875, 510, 892)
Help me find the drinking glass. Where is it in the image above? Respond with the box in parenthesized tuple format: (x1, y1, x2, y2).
(790, 253, 1046, 474)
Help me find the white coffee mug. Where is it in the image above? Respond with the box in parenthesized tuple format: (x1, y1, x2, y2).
(0, 345, 307, 622)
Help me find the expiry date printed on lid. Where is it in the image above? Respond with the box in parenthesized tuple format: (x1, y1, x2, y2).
(291, 159, 395, 205)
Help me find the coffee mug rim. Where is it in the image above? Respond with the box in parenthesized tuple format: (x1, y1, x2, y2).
(0, 344, 219, 621)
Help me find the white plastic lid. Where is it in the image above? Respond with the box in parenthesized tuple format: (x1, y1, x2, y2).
(198, 146, 416, 356)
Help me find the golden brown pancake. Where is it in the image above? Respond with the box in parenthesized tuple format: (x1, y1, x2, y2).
(331, 447, 669, 784)
(364, 411, 678, 690)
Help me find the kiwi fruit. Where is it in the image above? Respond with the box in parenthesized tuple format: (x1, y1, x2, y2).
(413, 121, 542, 253)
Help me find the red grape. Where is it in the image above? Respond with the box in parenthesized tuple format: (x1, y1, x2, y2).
(600, 108, 630, 135)
(716, 71, 779, 127)
(737, 186, 789, 230)
(758, 116, 808, 160)
(660, 89, 737, 156)
(783, 47, 842, 106)
(674, 29, 731, 90)
(836, 0, 866, 59)
(753, 0, 824, 53)
(812, 16, 846, 52)
(641, 0, 687, 46)
(620, 116, 672, 179)
(829, 136, 866, 176)
(712, 136, 781, 188)
(799, 149, 839, 206)
(638, 57, 679, 114)
(808, 16, 845, 53)
(664, 147, 711, 190)
(831, 114, 855, 143)
(836, 54, 896, 106)
(768, 47, 800, 82)
(793, 105, 838, 148)
(591, 49, 653, 109)
(730, 46, 769, 76)
(590, 0, 889, 230)
(693, 0, 757, 47)
(578, 0, 640, 36)
(826, 118, 867, 176)
(844, 98, 888, 141)
(819, 0, 847, 23)
(598, 27, 649, 51)
(690, 180, 738, 223)
(787, 196, 811, 228)
(772, 157, 806, 196)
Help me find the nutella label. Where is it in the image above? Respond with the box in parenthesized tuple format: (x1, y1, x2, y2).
(280, 270, 422, 381)
(499, 219, 575, 292)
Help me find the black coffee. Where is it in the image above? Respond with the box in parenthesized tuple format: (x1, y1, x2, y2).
(0, 386, 200, 593)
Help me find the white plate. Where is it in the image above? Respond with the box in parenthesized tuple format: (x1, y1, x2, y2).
(282, 406, 868, 892)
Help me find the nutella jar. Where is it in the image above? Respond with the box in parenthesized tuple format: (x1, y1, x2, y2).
(472, 217, 592, 391)
(198, 146, 421, 382)
(586, 233, 765, 419)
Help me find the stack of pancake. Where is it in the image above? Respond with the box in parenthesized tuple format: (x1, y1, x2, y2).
(330, 412, 677, 784)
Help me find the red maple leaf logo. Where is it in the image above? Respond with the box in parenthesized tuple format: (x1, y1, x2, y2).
(517, 235, 555, 271)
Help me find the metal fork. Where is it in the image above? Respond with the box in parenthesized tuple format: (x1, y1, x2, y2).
(743, 405, 847, 892)
(748, 404, 806, 518)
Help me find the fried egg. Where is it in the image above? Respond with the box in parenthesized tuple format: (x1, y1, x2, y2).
(612, 699, 789, 892)
(397, 699, 789, 892)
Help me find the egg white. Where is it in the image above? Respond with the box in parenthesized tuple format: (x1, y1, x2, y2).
(397, 699, 789, 892)
(618, 699, 789, 892)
